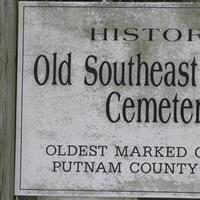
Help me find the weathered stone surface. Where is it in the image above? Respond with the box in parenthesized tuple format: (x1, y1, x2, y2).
(16, 2, 200, 199)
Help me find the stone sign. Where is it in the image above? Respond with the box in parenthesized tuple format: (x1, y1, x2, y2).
(15, 2, 200, 198)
